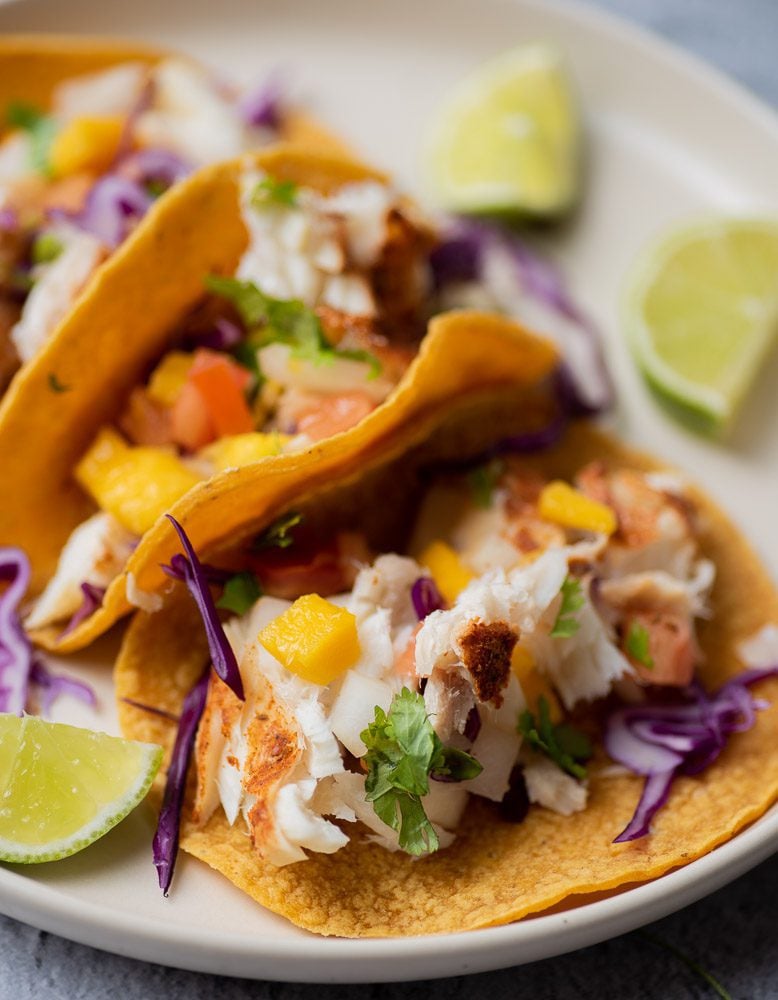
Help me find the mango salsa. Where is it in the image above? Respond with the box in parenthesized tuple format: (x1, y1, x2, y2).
(538, 480, 617, 535)
(511, 646, 562, 722)
(200, 432, 289, 472)
(75, 427, 202, 536)
(49, 115, 125, 178)
(146, 352, 195, 406)
(259, 594, 360, 686)
(418, 540, 473, 605)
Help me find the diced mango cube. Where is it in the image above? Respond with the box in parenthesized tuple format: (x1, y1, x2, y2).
(75, 426, 202, 536)
(200, 432, 289, 472)
(146, 351, 195, 406)
(49, 115, 125, 178)
(511, 646, 562, 722)
(538, 480, 617, 535)
(259, 594, 360, 686)
(417, 540, 474, 606)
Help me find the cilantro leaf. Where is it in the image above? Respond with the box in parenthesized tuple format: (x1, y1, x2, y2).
(625, 620, 654, 669)
(467, 458, 505, 509)
(6, 101, 56, 175)
(254, 511, 302, 551)
(31, 232, 64, 265)
(250, 177, 299, 208)
(361, 687, 482, 856)
(518, 695, 591, 780)
(205, 276, 382, 378)
(550, 576, 585, 639)
(215, 572, 263, 615)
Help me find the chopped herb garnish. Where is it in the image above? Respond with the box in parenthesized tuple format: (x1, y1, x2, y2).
(250, 176, 299, 208)
(31, 233, 64, 265)
(518, 695, 592, 780)
(550, 576, 584, 639)
(47, 373, 70, 393)
(625, 620, 654, 669)
(205, 276, 382, 378)
(145, 178, 168, 199)
(6, 101, 56, 175)
(215, 571, 263, 615)
(361, 687, 482, 856)
(467, 458, 505, 509)
(255, 511, 302, 551)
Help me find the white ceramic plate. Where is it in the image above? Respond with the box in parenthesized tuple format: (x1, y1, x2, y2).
(1, 0, 778, 983)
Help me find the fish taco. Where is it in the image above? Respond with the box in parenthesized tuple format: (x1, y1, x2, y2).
(1, 129, 561, 652)
(114, 385, 778, 937)
(0, 34, 343, 390)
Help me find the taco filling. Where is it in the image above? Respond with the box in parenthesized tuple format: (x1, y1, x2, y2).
(24, 164, 437, 633)
(169, 454, 724, 866)
(0, 57, 299, 385)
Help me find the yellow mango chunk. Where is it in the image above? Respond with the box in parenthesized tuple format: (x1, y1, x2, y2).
(200, 432, 289, 472)
(418, 540, 474, 606)
(75, 427, 202, 536)
(538, 480, 617, 535)
(511, 646, 562, 722)
(259, 594, 360, 686)
(49, 115, 125, 178)
(146, 352, 195, 406)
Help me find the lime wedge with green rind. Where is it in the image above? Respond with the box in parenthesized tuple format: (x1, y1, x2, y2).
(625, 219, 778, 433)
(424, 43, 580, 216)
(0, 714, 162, 864)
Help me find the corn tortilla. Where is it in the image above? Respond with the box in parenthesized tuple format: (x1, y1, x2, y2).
(115, 418, 778, 937)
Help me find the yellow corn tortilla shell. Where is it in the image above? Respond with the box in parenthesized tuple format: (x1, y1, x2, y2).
(21, 299, 556, 650)
(115, 417, 778, 937)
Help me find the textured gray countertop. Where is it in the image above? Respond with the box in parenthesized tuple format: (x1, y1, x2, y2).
(2, 0, 778, 996)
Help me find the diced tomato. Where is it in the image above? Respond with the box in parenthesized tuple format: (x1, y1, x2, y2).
(248, 533, 369, 600)
(187, 349, 254, 437)
(394, 624, 422, 680)
(170, 380, 216, 451)
(118, 387, 172, 446)
(296, 391, 375, 442)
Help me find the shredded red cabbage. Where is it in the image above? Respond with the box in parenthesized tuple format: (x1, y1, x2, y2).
(183, 317, 243, 353)
(119, 148, 192, 190)
(0, 548, 33, 716)
(238, 73, 285, 129)
(0, 207, 18, 232)
(411, 577, 444, 619)
(30, 659, 97, 717)
(152, 667, 210, 895)
(120, 696, 180, 723)
(464, 705, 482, 743)
(605, 667, 778, 841)
(54, 175, 153, 249)
(430, 220, 613, 414)
(163, 516, 244, 701)
(59, 582, 106, 639)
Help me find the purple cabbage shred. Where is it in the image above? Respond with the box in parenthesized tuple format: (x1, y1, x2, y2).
(54, 175, 153, 249)
(152, 667, 210, 895)
(29, 659, 97, 717)
(0, 548, 33, 715)
(605, 666, 778, 841)
(411, 577, 445, 619)
(59, 582, 106, 639)
(163, 516, 244, 701)
(238, 73, 285, 129)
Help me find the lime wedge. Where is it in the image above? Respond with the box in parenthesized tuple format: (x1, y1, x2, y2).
(625, 220, 778, 433)
(424, 44, 580, 216)
(0, 714, 162, 864)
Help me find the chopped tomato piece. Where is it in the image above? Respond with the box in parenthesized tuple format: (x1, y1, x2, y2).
(188, 349, 254, 437)
(297, 391, 375, 442)
(248, 533, 368, 600)
(170, 381, 215, 451)
(623, 612, 697, 687)
(394, 624, 422, 680)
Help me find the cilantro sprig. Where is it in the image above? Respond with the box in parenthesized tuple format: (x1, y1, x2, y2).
(205, 276, 382, 379)
(31, 232, 64, 265)
(625, 620, 654, 670)
(550, 575, 585, 639)
(518, 695, 592, 780)
(216, 571, 263, 615)
(467, 458, 505, 509)
(250, 177, 299, 208)
(6, 101, 56, 175)
(361, 688, 482, 856)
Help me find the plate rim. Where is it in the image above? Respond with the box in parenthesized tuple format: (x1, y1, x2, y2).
(1, 0, 778, 981)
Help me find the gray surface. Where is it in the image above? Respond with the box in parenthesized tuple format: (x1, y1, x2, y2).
(2, 0, 778, 996)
